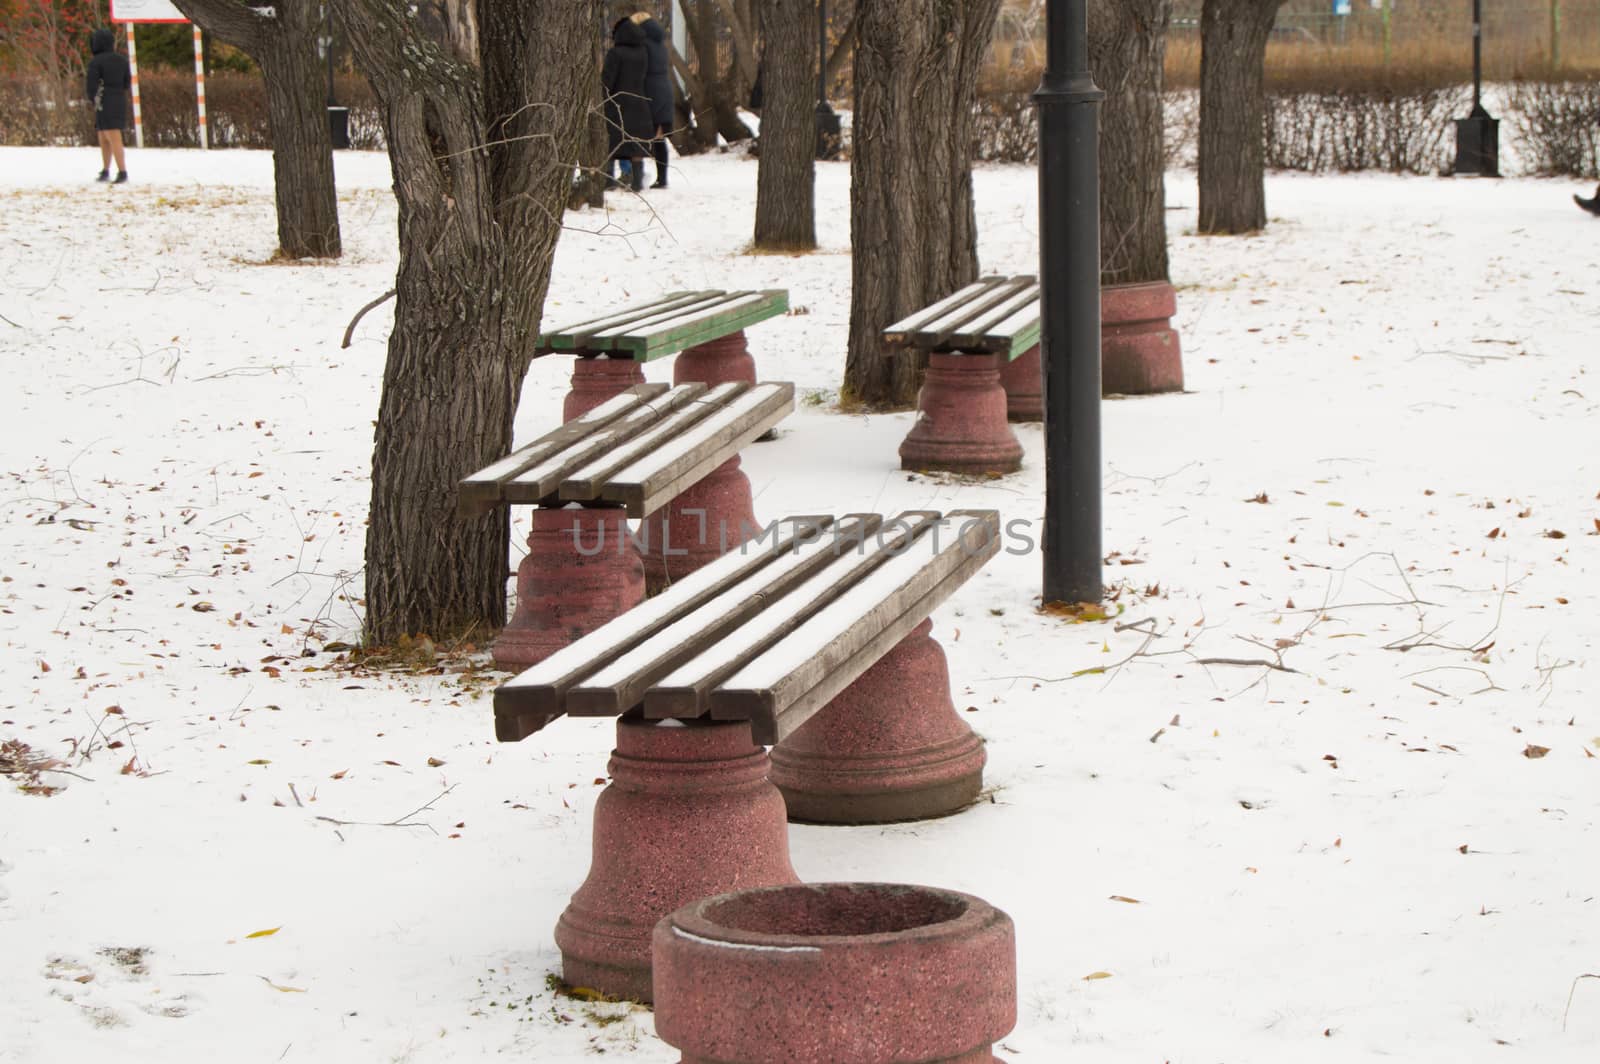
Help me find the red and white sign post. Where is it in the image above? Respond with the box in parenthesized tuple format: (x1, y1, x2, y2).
(108, 0, 207, 151)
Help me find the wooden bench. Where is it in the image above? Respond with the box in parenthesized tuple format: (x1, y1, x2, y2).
(884, 275, 1042, 475)
(538, 289, 790, 421)
(461, 381, 796, 669)
(492, 509, 1000, 1001)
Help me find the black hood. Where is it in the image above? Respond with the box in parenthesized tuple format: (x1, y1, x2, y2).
(91, 28, 115, 55)
(640, 18, 665, 44)
(612, 19, 644, 47)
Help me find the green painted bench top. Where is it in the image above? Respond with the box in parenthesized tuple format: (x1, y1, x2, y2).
(882, 275, 1040, 361)
(537, 289, 790, 361)
(458, 381, 796, 519)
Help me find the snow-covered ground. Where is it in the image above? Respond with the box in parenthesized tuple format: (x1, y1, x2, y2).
(1, 144, 1597, 1063)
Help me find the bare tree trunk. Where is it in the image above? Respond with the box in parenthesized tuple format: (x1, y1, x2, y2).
(1089, 0, 1170, 286)
(337, 0, 599, 645)
(682, 0, 754, 144)
(173, 0, 341, 258)
(1198, 0, 1281, 234)
(753, 0, 815, 250)
(842, 0, 1002, 409)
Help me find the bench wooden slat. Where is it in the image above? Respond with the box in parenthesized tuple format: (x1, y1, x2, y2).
(491, 516, 836, 741)
(538, 291, 718, 352)
(501, 383, 709, 505)
(882, 280, 999, 345)
(565, 514, 882, 717)
(642, 512, 938, 719)
(708, 510, 1001, 744)
(456, 384, 670, 517)
(557, 382, 747, 502)
(984, 302, 1042, 360)
(602, 290, 790, 361)
(597, 382, 796, 517)
(943, 286, 1040, 355)
(920, 277, 1035, 346)
(570, 293, 738, 352)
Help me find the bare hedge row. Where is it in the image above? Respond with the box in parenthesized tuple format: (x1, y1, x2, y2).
(973, 77, 1599, 178)
(5, 69, 1596, 180)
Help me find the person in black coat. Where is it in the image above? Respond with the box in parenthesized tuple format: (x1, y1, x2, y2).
(631, 13, 675, 189)
(86, 28, 131, 184)
(603, 18, 654, 192)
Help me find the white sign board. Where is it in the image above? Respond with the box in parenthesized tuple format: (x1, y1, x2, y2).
(110, 0, 189, 23)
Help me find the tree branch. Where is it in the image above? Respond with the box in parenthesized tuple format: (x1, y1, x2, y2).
(169, 0, 271, 54)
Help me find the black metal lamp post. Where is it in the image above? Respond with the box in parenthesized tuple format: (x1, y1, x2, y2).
(815, 0, 842, 159)
(323, 5, 349, 149)
(1034, 0, 1104, 605)
(1451, 0, 1498, 175)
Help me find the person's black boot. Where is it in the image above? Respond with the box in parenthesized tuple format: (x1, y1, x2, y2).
(1576, 184, 1600, 216)
(113, 171, 128, 184)
(604, 158, 619, 191)
(629, 158, 645, 192)
(651, 141, 668, 189)
(96, 169, 109, 182)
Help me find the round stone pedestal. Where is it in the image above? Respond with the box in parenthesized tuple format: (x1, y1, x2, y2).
(996, 344, 1042, 422)
(1101, 281, 1183, 396)
(769, 620, 987, 824)
(654, 882, 1017, 1063)
(564, 356, 646, 422)
(555, 716, 799, 1002)
(639, 456, 758, 593)
(674, 330, 756, 387)
(491, 506, 644, 671)
(899, 353, 1023, 476)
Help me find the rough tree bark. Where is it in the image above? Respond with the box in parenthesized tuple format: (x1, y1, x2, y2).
(753, 0, 815, 250)
(335, 0, 598, 645)
(1088, 0, 1170, 286)
(843, 0, 1003, 409)
(1198, 0, 1283, 233)
(171, 0, 341, 258)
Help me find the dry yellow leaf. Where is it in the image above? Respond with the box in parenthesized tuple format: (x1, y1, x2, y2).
(246, 926, 281, 939)
(1083, 971, 1113, 981)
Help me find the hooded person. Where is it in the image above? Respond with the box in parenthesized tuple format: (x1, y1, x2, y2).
(630, 12, 675, 189)
(602, 18, 654, 192)
(86, 28, 132, 183)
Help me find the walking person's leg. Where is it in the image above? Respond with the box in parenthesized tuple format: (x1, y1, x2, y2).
(651, 130, 668, 189)
(109, 130, 127, 179)
(629, 153, 645, 191)
(97, 131, 112, 178)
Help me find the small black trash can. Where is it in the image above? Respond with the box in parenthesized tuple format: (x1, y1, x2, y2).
(328, 106, 350, 150)
(1452, 107, 1499, 177)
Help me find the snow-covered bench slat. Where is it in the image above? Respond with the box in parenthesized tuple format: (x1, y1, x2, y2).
(456, 384, 669, 516)
(882, 275, 1040, 360)
(489, 509, 1000, 744)
(492, 516, 836, 741)
(538, 289, 790, 362)
(556, 382, 744, 501)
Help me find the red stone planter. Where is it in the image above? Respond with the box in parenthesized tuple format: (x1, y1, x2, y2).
(555, 716, 800, 1002)
(996, 343, 1042, 422)
(899, 353, 1023, 476)
(639, 455, 759, 593)
(674, 330, 756, 387)
(1101, 280, 1183, 395)
(491, 506, 644, 672)
(769, 619, 987, 824)
(564, 356, 647, 422)
(654, 882, 1017, 1064)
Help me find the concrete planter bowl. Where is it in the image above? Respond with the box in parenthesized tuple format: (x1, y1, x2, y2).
(653, 882, 1017, 1064)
